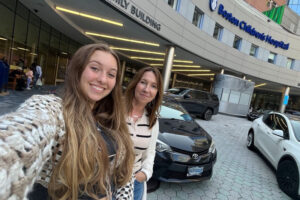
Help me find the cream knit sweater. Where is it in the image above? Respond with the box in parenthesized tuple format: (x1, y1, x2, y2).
(0, 95, 133, 200)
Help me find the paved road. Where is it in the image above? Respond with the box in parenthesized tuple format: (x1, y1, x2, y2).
(0, 90, 292, 200)
(148, 114, 292, 200)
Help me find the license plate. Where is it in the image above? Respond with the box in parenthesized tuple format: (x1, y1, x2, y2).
(187, 166, 204, 177)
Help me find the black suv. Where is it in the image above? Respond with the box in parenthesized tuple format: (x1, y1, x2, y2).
(166, 88, 219, 120)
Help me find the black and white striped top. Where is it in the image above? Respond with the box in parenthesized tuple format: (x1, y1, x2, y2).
(127, 111, 153, 174)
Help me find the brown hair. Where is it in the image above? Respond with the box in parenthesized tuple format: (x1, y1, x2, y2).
(48, 43, 134, 200)
(124, 66, 163, 129)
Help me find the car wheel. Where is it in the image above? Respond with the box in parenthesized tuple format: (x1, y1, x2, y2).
(203, 109, 213, 120)
(247, 131, 255, 150)
(276, 160, 299, 199)
(147, 178, 160, 193)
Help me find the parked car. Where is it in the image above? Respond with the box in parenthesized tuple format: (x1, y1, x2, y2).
(152, 98, 217, 183)
(247, 112, 300, 199)
(165, 88, 219, 120)
(247, 109, 271, 121)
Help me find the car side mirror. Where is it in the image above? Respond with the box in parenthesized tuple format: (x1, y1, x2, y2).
(184, 94, 191, 99)
(272, 130, 284, 138)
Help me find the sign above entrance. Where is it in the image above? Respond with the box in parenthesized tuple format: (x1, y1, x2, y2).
(210, 1, 289, 50)
(104, 0, 161, 31)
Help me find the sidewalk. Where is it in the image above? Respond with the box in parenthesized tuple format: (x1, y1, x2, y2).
(0, 85, 58, 116)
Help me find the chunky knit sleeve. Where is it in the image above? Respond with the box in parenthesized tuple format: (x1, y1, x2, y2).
(0, 94, 65, 200)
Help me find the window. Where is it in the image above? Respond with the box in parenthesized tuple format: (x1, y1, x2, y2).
(239, 93, 250, 105)
(221, 88, 230, 102)
(249, 44, 258, 57)
(229, 90, 240, 104)
(273, 114, 288, 135)
(192, 7, 204, 28)
(268, 52, 277, 64)
(168, 0, 179, 11)
(264, 114, 275, 129)
(196, 91, 209, 100)
(286, 58, 295, 69)
(213, 23, 223, 40)
(233, 35, 242, 50)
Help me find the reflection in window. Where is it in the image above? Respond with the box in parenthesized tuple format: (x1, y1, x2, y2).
(213, 23, 223, 40)
(233, 35, 242, 50)
(229, 91, 240, 104)
(239, 93, 250, 105)
(286, 58, 294, 69)
(192, 6, 204, 28)
(268, 52, 277, 64)
(221, 88, 230, 102)
(249, 44, 258, 57)
(160, 102, 192, 121)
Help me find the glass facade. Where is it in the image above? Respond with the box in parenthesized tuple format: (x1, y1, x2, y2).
(0, 0, 82, 85)
(288, 0, 300, 15)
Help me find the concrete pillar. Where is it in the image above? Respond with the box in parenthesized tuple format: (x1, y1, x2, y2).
(120, 61, 126, 85)
(171, 73, 177, 88)
(242, 75, 246, 80)
(162, 46, 175, 91)
(220, 69, 224, 74)
(279, 86, 290, 113)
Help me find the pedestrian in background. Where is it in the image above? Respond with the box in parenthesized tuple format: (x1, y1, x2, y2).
(33, 63, 42, 87)
(0, 43, 135, 200)
(0, 57, 10, 95)
(124, 66, 163, 200)
(25, 67, 33, 90)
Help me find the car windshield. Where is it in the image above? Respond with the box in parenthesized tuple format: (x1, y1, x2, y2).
(167, 88, 187, 95)
(290, 120, 300, 142)
(159, 101, 193, 121)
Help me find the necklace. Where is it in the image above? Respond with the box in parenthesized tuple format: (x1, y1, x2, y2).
(132, 114, 142, 118)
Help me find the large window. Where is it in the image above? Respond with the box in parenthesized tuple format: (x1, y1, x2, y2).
(233, 35, 242, 50)
(192, 6, 204, 28)
(0, 1, 82, 85)
(213, 23, 223, 40)
(249, 44, 258, 57)
(286, 58, 295, 69)
(268, 52, 277, 64)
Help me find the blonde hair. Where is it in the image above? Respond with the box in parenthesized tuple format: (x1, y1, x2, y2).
(125, 66, 163, 129)
(48, 43, 134, 199)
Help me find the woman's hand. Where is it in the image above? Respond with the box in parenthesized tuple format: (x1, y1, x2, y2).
(135, 171, 147, 182)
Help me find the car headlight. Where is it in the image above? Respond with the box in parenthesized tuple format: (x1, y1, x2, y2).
(156, 139, 172, 152)
(209, 141, 216, 154)
(170, 152, 191, 162)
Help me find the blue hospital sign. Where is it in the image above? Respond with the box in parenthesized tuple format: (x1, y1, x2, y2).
(283, 95, 289, 105)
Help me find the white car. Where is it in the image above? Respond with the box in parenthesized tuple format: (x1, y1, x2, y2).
(247, 112, 300, 199)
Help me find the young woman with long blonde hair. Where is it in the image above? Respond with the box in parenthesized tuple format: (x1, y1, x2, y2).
(0, 43, 134, 200)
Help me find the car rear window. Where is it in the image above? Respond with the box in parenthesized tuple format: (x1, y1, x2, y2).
(290, 120, 300, 142)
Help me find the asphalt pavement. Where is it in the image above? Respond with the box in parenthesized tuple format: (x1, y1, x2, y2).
(148, 114, 292, 200)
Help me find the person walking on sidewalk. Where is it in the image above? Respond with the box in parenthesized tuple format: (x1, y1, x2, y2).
(33, 63, 42, 88)
(25, 67, 34, 90)
(124, 66, 163, 200)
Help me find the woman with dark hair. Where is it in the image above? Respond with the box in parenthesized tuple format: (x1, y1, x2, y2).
(0, 43, 135, 200)
(124, 67, 163, 200)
